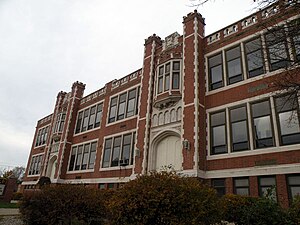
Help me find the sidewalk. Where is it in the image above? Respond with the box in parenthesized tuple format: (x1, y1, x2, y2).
(0, 208, 20, 216)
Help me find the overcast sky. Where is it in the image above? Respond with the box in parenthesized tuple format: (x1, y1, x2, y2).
(0, 0, 259, 170)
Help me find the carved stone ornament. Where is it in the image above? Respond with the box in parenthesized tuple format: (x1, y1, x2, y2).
(163, 32, 180, 50)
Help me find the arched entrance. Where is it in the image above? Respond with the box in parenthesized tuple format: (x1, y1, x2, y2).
(150, 130, 182, 171)
(46, 155, 57, 180)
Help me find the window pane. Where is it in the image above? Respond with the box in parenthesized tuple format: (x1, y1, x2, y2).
(117, 93, 127, 120)
(269, 42, 287, 64)
(288, 176, 300, 185)
(235, 178, 249, 187)
(102, 139, 112, 168)
(109, 97, 118, 123)
(236, 188, 249, 196)
(247, 50, 264, 77)
(260, 177, 276, 186)
(209, 53, 222, 67)
(230, 106, 247, 122)
(172, 72, 180, 89)
(275, 95, 297, 112)
(75, 146, 83, 170)
(226, 46, 240, 61)
(111, 137, 121, 167)
(259, 177, 277, 201)
(290, 187, 300, 199)
(245, 38, 261, 53)
(212, 126, 226, 147)
(82, 110, 89, 132)
(69, 147, 76, 171)
(88, 106, 96, 130)
(158, 77, 163, 94)
(234, 177, 250, 195)
(121, 134, 131, 164)
(252, 101, 270, 117)
(165, 63, 170, 73)
(131, 133, 136, 165)
(75, 112, 83, 133)
(165, 74, 170, 91)
(211, 111, 225, 126)
(98, 184, 105, 190)
(212, 179, 226, 196)
(173, 61, 180, 70)
(127, 89, 137, 117)
(254, 116, 273, 139)
(228, 58, 242, 79)
(81, 144, 90, 170)
(268, 42, 288, 70)
(226, 46, 243, 84)
(288, 175, 300, 200)
(279, 111, 300, 135)
(159, 66, 164, 75)
(95, 103, 103, 127)
(209, 54, 223, 90)
(232, 121, 248, 151)
(88, 142, 97, 169)
(210, 65, 223, 89)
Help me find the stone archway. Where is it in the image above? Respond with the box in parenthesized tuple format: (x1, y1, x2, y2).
(155, 135, 182, 171)
(149, 130, 182, 171)
(46, 155, 57, 180)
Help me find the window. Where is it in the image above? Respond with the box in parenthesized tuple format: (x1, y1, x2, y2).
(212, 179, 226, 196)
(208, 53, 223, 90)
(287, 174, 300, 202)
(258, 176, 277, 201)
(275, 95, 300, 145)
(230, 106, 249, 151)
(266, 30, 289, 71)
(102, 132, 136, 168)
(156, 61, 181, 94)
(251, 100, 274, 149)
(54, 112, 66, 133)
(210, 111, 227, 154)
(234, 177, 249, 195)
(172, 61, 180, 89)
(245, 38, 264, 77)
(226, 46, 243, 84)
(108, 87, 139, 123)
(108, 183, 115, 189)
(127, 89, 138, 117)
(98, 183, 105, 190)
(68, 141, 98, 171)
(28, 154, 43, 175)
(35, 126, 49, 147)
(75, 103, 103, 134)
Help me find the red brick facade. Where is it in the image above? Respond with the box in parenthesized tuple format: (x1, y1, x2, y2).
(22, 1, 300, 208)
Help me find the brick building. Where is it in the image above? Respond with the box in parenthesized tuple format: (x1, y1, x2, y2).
(22, 1, 300, 207)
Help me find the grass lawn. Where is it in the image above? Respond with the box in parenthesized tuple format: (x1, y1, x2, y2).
(0, 201, 19, 208)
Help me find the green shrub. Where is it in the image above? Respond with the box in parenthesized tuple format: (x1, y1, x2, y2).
(19, 184, 109, 225)
(288, 195, 300, 225)
(108, 171, 221, 225)
(221, 194, 290, 225)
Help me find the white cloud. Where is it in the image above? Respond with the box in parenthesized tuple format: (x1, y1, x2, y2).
(0, 0, 257, 167)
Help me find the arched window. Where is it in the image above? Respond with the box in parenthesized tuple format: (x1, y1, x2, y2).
(164, 111, 170, 124)
(152, 114, 158, 126)
(170, 109, 176, 122)
(177, 107, 182, 121)
(158, 113, 164, 125)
